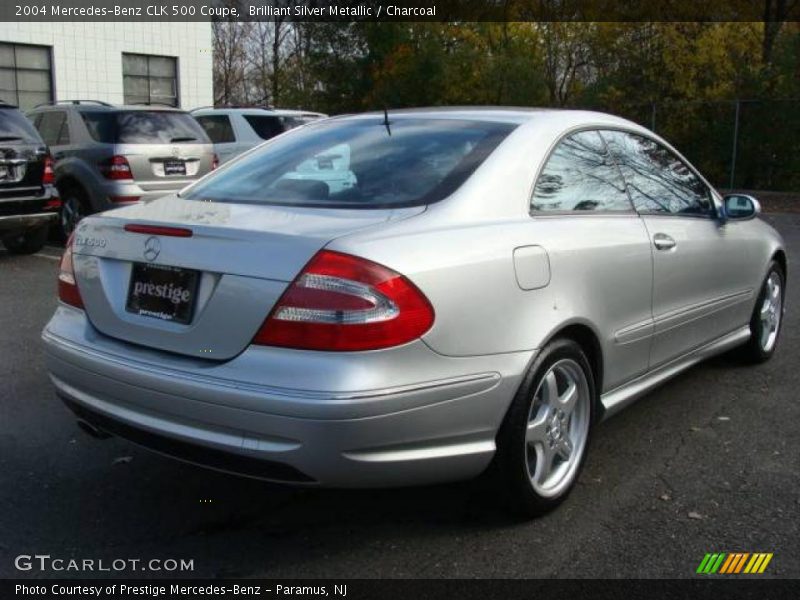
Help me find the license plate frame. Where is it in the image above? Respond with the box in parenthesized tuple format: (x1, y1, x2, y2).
(163, 159, 187, 176)
(125, 263, 199, 324)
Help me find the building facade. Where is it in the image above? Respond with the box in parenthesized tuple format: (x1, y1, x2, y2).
(0, 22, 213, 110)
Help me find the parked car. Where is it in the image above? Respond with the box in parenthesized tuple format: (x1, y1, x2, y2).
(27, 101, 216, 237)
(191, 107, 326, 164)
(42, 108, 787, 516)
(0, 100, 60, 254)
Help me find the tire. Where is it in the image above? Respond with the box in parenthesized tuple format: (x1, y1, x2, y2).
(1, 225, 48, 255)
(741, 261, 785, 363)
(492, 338, 596, 517)
(59, 183, 91, 238)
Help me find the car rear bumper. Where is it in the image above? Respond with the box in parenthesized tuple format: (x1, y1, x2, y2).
(0, 211, 57, 232)
(42, 306, 532, 487)
(0, 185, 60, 231)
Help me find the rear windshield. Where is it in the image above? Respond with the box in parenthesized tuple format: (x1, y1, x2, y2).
(183, 118, 516, 208)
(80, 110, 210, 144)
(0, 107, 43, 143)
(244, 114, 321, 140)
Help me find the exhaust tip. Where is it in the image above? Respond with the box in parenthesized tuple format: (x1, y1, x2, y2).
(76, 419, 111, 440)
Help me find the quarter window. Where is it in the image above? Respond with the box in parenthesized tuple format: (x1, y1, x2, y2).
(0, 42, 53, 110)
(195, 115, 236, 144)
(122, 53, 178, 107)
(601, 130, 714, 216)
(35, 110, 69, 146)
(531, 130, 632, 212)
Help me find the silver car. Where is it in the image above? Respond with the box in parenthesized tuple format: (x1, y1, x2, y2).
(42, 108, 787, 516)
(27, 101, 216, 236)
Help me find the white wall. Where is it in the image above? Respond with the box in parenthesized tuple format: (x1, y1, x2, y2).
(0, 22, 213, 108)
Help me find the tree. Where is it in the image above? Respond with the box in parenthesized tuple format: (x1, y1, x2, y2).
(212, 19, 251, 105)
(248, 19, 293, 106)
(538, 23, 593, 106)
(762, 0, 799, 65)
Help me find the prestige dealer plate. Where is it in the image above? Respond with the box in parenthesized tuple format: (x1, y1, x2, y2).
(125, 263, 199, 324)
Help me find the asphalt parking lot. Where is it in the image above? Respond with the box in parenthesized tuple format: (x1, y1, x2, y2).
(0, 213, 798, 580)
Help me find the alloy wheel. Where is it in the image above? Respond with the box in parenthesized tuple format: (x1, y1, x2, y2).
(525, 358, 591, 498)
(759, 272, 782, 352)
(61, 193, 84, 237)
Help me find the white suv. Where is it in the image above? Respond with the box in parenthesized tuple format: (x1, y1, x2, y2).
(191, 107, 326, 164)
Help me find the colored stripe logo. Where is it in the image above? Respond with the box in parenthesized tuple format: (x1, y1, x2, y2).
(697, 553, 773, 574)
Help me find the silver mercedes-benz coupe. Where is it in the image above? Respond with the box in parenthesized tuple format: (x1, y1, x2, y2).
(42, 108, 787, 515)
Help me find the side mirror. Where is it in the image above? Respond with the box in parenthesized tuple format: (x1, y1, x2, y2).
(723, 194, 761, 220)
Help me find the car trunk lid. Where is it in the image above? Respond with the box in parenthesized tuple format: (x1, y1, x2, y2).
(70, 195, 424, 359)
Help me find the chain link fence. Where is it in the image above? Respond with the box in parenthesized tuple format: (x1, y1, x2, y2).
(608, 100, 800, 194)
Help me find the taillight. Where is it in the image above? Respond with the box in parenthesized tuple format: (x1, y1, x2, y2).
(43, 155, 55, 185)
(58, 233, 84, 309)
(253, 250, 434, 351)
(98, 155, 133, 181)
(212, 153, 219, 170)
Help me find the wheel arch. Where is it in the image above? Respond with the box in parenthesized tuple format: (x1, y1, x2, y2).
(772, 249, 787, 282)
(54, 160, 104, 212)
(55, 174, 85, 195)
(539, 321, 605, 418)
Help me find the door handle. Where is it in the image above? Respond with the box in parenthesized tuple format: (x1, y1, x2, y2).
(653, 233, 676, 250)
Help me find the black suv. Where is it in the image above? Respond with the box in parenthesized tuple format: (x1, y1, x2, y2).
(0, 101, 60, 254)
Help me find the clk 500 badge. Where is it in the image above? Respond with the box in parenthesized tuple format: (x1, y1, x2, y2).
(74, 235, 107, 248)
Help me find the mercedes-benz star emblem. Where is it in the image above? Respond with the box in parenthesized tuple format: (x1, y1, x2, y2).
(143, 236, 161, 262)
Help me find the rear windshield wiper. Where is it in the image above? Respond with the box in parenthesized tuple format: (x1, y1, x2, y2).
(169, 136, 198, 143)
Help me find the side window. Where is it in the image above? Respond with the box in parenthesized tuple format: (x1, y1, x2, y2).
(56, 113, 70, 145)
(531, 130, 632, 212)
(80, 111, 114, 143)
(195, 115, 235, 144)
(35, 110, 67, 146)
(601, 130, 713, 216)
(243, 115, 285, 140)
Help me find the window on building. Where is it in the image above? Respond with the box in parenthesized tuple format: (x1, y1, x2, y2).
(122, 53, 178, 107)
(0, 42, 53, 110)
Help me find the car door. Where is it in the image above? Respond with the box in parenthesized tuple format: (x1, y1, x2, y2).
(529, 129, 654, 390)
(601, 129, 758, 369)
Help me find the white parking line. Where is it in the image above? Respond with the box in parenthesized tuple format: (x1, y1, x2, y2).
(33, 253, 60, 261)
